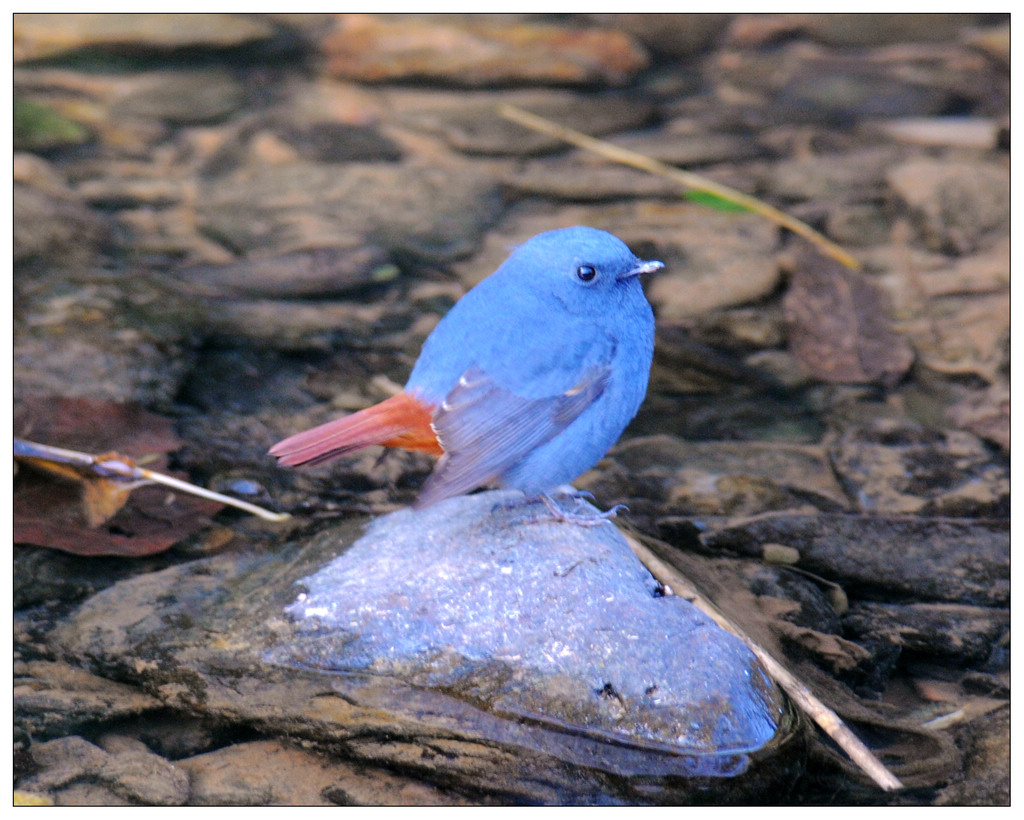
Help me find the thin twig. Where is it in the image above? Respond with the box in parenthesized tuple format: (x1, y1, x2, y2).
(498, 103, 862, 271)
(129, 466, 291, 522)
(624, 532, 903, 792)
(14, 438, 291, 523)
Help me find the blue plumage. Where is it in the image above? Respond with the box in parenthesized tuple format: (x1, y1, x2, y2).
(407, 226, 660, 506)
(271, 225, 661, 519)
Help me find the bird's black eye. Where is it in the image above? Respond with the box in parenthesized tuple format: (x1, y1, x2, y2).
(576, 265, 597, 282)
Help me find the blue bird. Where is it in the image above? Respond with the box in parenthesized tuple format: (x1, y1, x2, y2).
(270, 227, 662, 521)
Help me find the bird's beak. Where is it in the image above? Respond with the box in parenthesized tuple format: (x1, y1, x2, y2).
(618, 259, 665, 281)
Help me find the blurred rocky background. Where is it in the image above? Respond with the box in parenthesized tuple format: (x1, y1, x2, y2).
(13, 13, 1008, 806)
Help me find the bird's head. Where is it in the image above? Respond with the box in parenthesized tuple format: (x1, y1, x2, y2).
(505, 226, 663, 316)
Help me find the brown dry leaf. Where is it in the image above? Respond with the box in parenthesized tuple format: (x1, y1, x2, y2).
(770, 620, 873, 674)
(755, 594, 870, 674)
(76, 466, 138, 524)
(13, 397, 223, 557)
(15, 447, 142, 527)
(74, 472, 138, 527)
(14, 396, 181, 457)
(784, 249, 915, 385)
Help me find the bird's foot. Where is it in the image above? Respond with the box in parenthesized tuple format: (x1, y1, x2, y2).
(491, 488, 627, 526)
(504, 491, 622, 527)
(539, 492, 627, 527)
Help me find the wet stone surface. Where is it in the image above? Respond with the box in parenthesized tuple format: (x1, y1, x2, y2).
(46, 492, 801, 804)
(278, 492, 787, 764)
(698, 514, 1008, 607)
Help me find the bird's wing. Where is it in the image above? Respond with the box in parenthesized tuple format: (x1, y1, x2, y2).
(414, 363, 610, 509)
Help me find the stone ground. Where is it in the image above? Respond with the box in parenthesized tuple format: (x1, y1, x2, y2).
(13, 13, 1009, 806)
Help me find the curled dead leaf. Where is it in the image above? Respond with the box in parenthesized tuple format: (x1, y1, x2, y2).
(13, 398, 223, 556)
(784, 249, 915, 386)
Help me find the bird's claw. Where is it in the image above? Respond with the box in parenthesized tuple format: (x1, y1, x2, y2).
(537, 493, 626, 527)
(494, 491, 627, 527)
(602, 503, 629, 518)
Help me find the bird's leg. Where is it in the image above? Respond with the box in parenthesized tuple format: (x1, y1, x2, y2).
(490, 488, 627, 526)
(536, 491, 627, 527)
(490, 492, 540, 514)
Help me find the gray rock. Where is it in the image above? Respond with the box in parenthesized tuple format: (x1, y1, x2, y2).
(504, 160, 685, 202)
(867, 117, 1001, 150)
(934, 705, 1009, 806)
(197, 162, 502, 264)
(50, 492, 800, 803)
(14, 13, 276, 62)
(687, 306, 788, 352)
(776, 61, 955, 122)
(825, 203, 893, 247)
(861, 238, 1008, 381)
(608, 124, 766, 168)
(97, 746, 190, 806)
(798, 13, 986, 47)
(701, 513, 1008, 607)
(714, 34, 998, 125)
(388, 89, 655, 157)
(75, 176, 184, 209)
(180, 742, 305, 805)
(13, 269, 199, 405)
(279, 491, 785, 767)
(578, 434, 849, 516)
(18, 734, 180, 806)
(783, 248, 915, 387)
(320, 15, 650, 87)
(24, 736, 108, 790)
(843, 602, 1009, 664)
(947, 381, 1009, 454)
(14, 660, 162, 740)
(726, 13, 986, 49)
(111, 69, 246, 125)
(14, 182, 109, 268)
(641, 209, 781, 321)
(886, 159, 1009, 255)
(588, 13, 730, 58)
(178, 739, 468, 806)
(199, 297, 395, 352)
(177, 245, 393, 300)
(52, 783, 134, 806)
(828, 421, 1009, 517)
(502, 123, 763, 202)
(278, 122, 403, 164)
(767, 147, 906, 202)
(121, 714, 218, 761)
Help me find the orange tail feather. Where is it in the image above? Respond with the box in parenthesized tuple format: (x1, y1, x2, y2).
(269, 392, 442, 467)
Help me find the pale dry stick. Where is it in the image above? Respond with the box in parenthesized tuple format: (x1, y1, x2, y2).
(624, 532, 903, 792)
(498, 103, 862, 272)
(14, 438, 291, 522)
